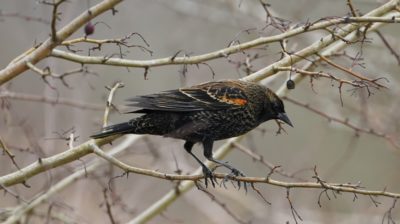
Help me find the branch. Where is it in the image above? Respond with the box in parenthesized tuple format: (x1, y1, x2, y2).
(346, 0, 359, 17)
(375, 30, 400, 65)
(50, 16, 400, 70)
(0, 91, 104, 111)
(0, 136, 118, 187)
(49, 0, 68, 42)
(103, 82, 124, 127)
(274, 66, 374, 88)
(0, 136, 21, 170)
(244, 11, 400, 82)
(90, 143, 400, 199)
(132, 4, 400, 222)
(0, 2, 398, 223)
(2, 136, 141, 224)
(317, 54, 386, 88)
(0, 0, 123, 85)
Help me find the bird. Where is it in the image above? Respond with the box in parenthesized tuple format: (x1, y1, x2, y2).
(91, 80, 293, 187)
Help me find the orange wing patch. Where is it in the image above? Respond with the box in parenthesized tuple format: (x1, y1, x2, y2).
(220, 96, 248, 106)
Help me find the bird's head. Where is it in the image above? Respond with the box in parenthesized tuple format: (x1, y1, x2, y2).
(261, 89, 293, 127)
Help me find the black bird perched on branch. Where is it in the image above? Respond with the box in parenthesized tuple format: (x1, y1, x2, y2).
(91, 80, 292, 187)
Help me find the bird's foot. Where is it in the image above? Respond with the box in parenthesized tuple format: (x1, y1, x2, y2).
(202, 166, 216, 188)
(223, 167, 248, 192)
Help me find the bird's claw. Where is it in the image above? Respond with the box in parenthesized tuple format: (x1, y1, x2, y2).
(202, 166, 216, 188)
(230, 168, 246, 177)
(223, 168, 248, 192)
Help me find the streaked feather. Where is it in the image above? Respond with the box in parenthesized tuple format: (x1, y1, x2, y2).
(126, 80, 249, 113)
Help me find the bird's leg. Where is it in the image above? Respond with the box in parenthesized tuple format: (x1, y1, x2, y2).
(202, 139, 247, 190)
(184, 141, 216, 188)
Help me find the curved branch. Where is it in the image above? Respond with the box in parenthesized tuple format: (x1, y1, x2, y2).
(50, 16, 399, 69)
(0, 0, 123, 86)
(91, 142, 400, 198)
(0, 136, 117, 187)
(2, 136, 141, 224)
(131, 3, 400, 222)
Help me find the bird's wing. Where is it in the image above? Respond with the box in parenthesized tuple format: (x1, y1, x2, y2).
(126, 81, 249, 112)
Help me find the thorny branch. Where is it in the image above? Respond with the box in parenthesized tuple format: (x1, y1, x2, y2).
(90, 143, 400, 199)
(63, 33, 152, 56)
(0, 0, 124, 85)
(317, 54, 387, 89)
(50, 16, 400, 70)
(258, 0, 290, 32)
(274, 66, 378, 91)
(0, 1, 399, 223)
(26, 62, 97, 89)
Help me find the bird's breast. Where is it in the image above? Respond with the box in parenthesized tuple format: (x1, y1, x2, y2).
(182, 108, 260, 140)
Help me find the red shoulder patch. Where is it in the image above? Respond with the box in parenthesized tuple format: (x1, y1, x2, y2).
(220, 96, 248, 106)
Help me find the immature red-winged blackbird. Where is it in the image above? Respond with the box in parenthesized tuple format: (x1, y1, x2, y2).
(91, 80, 292, 187)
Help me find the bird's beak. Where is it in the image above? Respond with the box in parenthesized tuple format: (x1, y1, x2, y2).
(277, 113, 293, 127)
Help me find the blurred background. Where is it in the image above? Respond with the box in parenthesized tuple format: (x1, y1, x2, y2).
(1, 0, 400, 223)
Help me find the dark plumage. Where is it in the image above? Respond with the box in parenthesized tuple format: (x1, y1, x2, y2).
(91, 80, 292, 186)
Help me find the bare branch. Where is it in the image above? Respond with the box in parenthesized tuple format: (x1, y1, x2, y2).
(0, 91, 104, 111)
(103, 82, 124, 127)
(50, 16, 400, 73)
(375, 30, 400, 65)
(89, 143, 400, 199)
(346, 0, 359, 17)
(0, 0, 123, 85)
(0, 135, 21, 170)
(317, 54, 387, 88)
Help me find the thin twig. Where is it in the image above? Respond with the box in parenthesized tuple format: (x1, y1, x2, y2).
(0, 135, 21, 170)
(347, 0, 359, 17)
(196, 183, 249, 224)
(375, 30, 400, 65)
(317, 54, 387, 88)
(0, 91, 105, 111)
(102, 189, 117, 224)
(283, 97, 399, 150)
(103, 82, 124, 127)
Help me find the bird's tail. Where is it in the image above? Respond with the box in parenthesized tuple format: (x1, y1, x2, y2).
(91, 122, 133, 139)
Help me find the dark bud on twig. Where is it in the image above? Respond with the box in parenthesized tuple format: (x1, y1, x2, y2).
(84, 22, 95, 36)
(286, 79, 295, 89)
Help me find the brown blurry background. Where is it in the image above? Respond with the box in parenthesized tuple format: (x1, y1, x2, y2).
(1, 0, 400, 223)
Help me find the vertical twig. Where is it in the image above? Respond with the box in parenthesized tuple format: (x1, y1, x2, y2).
(346, 0, 359, 17)
(0, 136, 21, 170)
(103, 82, 124, 127)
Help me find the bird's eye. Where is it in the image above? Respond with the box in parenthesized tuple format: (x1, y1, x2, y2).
(272, 102, 284, 114)
(273, 103, 279, 111)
